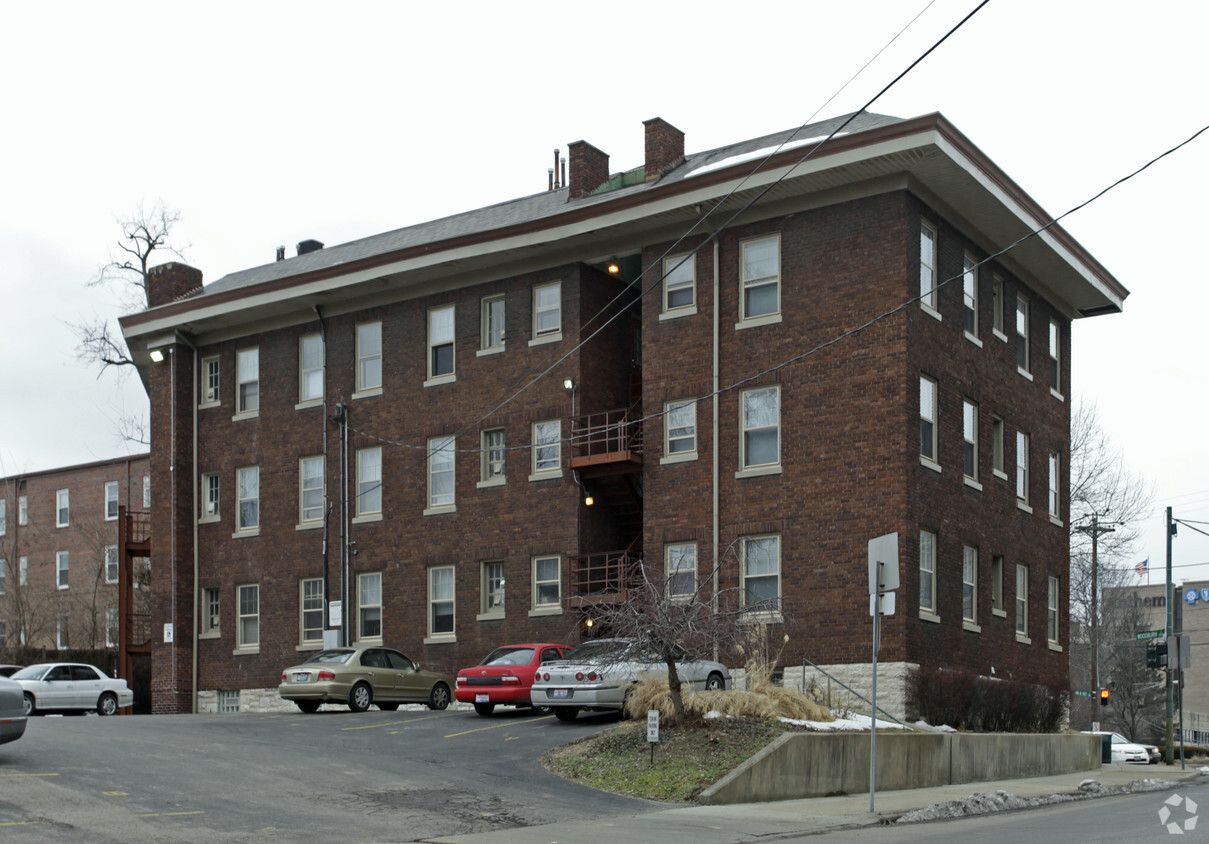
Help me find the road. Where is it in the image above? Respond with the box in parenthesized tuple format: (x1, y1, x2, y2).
(0, 706, 655, 842)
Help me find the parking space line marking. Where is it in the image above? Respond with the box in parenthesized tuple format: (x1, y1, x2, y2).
(0, 821, 48, 827)
(131, 811, 205, 818)
(444, 715, 552, 738)
(342, 712, 461, 731)
(0, 773, 58, 777)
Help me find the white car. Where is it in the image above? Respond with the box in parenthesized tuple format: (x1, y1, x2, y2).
(531, 638, 729, 722)
(1082, 730, 1150, 764)
(11, 663, 134, 716)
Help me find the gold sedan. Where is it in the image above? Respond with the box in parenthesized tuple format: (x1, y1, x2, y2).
(279, 646, 454, 713)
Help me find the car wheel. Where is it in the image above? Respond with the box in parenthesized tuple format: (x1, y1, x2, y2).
(377, 702, 399, 711)
(348, 682, 372, 713)
(23, 693, 36, 717)
(295, 701, 321, 713)
(553, 707, 580, 722)
(705, 672, 725, 691)
(97, 693, 119, 716)
(473, 702, 495, 717)
(428, 683, 451, 711)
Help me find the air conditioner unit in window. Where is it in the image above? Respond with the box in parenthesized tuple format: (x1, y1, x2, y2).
(204, 387, 218, 404)
(210, 615, 220, 629)
(205, 500, 217, 516)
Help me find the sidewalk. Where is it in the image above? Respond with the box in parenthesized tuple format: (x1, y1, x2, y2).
(424, 764, 1204, 844)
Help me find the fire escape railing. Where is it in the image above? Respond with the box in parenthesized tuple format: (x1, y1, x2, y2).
(570, 406, 643, 462)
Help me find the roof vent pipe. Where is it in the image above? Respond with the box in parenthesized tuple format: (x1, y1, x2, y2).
(553, 149, 561, 189)
(276, 245, 286, 261)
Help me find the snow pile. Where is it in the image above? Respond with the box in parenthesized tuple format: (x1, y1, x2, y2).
(1200, 766, 1209, 775)
(896, 778, 1181, 824)
(913, 719, 957, 732)
(780, 710, 908, 731)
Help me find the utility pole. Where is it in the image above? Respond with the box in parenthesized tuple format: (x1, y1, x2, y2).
(1165, 506, 1176, 763)
(1076, 514, 1116, 692)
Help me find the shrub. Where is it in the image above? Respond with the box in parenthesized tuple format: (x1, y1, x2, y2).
(907, 664, 1066, 732)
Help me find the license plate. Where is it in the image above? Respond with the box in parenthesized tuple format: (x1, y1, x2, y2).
(552, 688, 569, 699)
(295, 672, 310, 683)
(475, 693, 490, 703)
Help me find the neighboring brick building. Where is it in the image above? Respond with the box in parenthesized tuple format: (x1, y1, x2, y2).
(119, 112, 1127, 715)
(0, 455, 150, 652)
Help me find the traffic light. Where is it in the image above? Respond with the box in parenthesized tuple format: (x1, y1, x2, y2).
(1099, 688, 1110, 707)
(1147, 640, 1169, 669)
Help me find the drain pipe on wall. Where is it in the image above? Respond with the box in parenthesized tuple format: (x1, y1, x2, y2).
(712, 238, 720, 633)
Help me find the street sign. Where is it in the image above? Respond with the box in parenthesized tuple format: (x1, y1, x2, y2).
(647, 710, 660, 743)
(868, 533, 900, 594)
(1074, 690, 1096, 698)
(1136, 629, 1166, 641)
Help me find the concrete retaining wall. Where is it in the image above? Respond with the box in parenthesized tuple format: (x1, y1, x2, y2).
(699, 732, 1102, 805)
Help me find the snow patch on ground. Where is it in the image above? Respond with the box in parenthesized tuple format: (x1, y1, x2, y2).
(779, 710, 909, 731)
(895, 778, 1180, 823)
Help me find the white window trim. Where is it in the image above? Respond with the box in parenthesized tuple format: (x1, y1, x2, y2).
(298, 455, 325, 529)
(356, 446, 383, 520)
(962, 545, 979, 630)
(1015, 295, 1030, 376)
(200, 586, 221, 639)
(739, 534, 782, 622)
(662, 253, 697, 316)
(529, 420, 562, 481)
(663, 399, 698, 464)
(738, 233, 781, 325)
(353, 321, 383, 399)
(299, 577, 325, 650)
(56, 551, 69, 590)
(962, 252, 979, 343)
(1015, 564, 1030, 642)
(200, 355, 221, 408)
(357, 572, 384, 643)
(530, 281, 562, 344)
(478, 560, 505, 620)
(962, 399, 978, 484)
(424, 565, 457, 644)
(425, 305, 457, 387)
(56, 489, 69, 528)
(105, 481, 119, 521)
(529, 555, 563, 616)
(297, 334, 324, 410)
(919, 375, 939, 471)
(233, 347, 260, 421)
(738, 385, 780, 474)
(235, 583, 260, 653)
(200, 472, 220, 523)
(918, 530, 937, 620)
(666, 542, 697, 600)
(425, 436, 457, 516)
(480, 294, 506, 354)
(919, 220, 940, 318)
(1015, 431, 1030, 506)
(104, 545, 119, 584)
(479, 428, 506, 487)
(234, 466, 260, 538)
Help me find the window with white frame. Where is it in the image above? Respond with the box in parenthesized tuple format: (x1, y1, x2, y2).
(741, 535, 780, 613)
(962, 400, 978, 482)
(143, 474, 150, 508)
(481, 295, 505, 351)
(1015, 564, 1029, 637)
(201, 355, 221, 405)
(201, 472, 220, 520)
(18, 495, 27, 526)
(237, 466, 260, 533)
(962, 545, 978, 623)
(919, 530, 936, 615)
(1015, 432, 1029, 504)
(356, 321, 382, 393)
(992, 275, 1005, 336)
(0, 558, 5, 594)
(531, 420, 561, 476)
(962, 253, 978, 337)
(664, 399, 697, 458)
(663, 253, 696, 313)
(201, 587, 220, 635)
(429, 566, 455, 637)
(532, 556, 560, 609)
(357, 447, 382, 517)
(358, 572, 382, 640)
(740, 385, 779, 470)
(919, 376, 937, 465)
(18, 556, 27, 586)
(57, 613, 69, 649)
(1015, 296, 1030, 373)
(0, 620, 6, 647)
(992, 416, 1005, 477)
(105, 481, 119, 520)
(237, 583, 259, 649)
(301, 577, 324, 644)
(56, 550, 69, 589)
(1047, 576, 1060, 645)
(428, 305, 455, 381)
(1049, 319, 1061, 394)
(299, 334, 324, 404)
(56, 489, 69, 527)
(667, 543, 696, 599)
(299, 456, 324, 524)
(992, 555, 1005, 614)
(919, 221, 938, 311)
(481, 560, 505, 615)
(1, 498, 6, 535)
(1048, 451, 1061, 520)
(427, 436, 456, 510)
(105, 608, 118, 648)
(481, 428, 505, 483)
(533, 282, 561, 339)
(236, 347, 259, 415)
(105, 545, 118, 584)
(740, 234, 780, 321)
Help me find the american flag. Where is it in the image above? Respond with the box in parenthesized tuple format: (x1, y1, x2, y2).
(1135, 558, 1149, 576)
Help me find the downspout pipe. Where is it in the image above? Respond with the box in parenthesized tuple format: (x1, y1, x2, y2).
(315, 306, 331, 634)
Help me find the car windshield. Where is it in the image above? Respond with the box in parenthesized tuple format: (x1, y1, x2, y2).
(482, 647, 535, 666)
(9, 664, 52, 681)
(303, 650, 355, 665)
(564, 640, 631, 662)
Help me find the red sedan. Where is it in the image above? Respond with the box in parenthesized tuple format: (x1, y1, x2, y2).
(455, 643, 570, 716)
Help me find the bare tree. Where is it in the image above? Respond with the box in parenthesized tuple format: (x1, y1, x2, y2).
(1103, 600, 1167, 742)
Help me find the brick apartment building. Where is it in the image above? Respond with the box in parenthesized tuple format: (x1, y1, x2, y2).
(119, 111, 1126, 715)
(0, 455, 150, 653)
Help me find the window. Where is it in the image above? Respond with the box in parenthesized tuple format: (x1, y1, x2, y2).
(56, 550, 69, 589)
(741, 535, 780, 613)
(740, 234, 780, 321)
(428, 566, 455, 638)
(531, 420, 561, 477)
(962, 253, 978, 337)
(201, 355, 220, 405)
(356, 322, 382, 393)
(991, 275, 1005, 336)
(919, 531, 936, 616)
(532, 282, 561, 339)
(56, 489, 69, 527)
(105, 481, 119, 520)
(18, 556, 27, 586)
(1015, 296, 1030, 373)
(358, 573, 382, 640)
(533, 556, 561, 609)
(1015, 432, 1030, 505)
(0, 621, 5, 647)
(202, 587, 220, 635)
(1015, 564, 1029, 638)
(57, 614, 69, 649)
(301, 578, 324, 644)
(0, 499, 6, 535)
(105, 545, 118, 584)
(237, 583, 259, 649)
(919, 221, 938, 312)
(427, 305, 455, 381)
(919, 376, 938, 465)
(481, 560, 505, 615)
(962, 546, 978, 624)
(237, 466, 260, 533)
(963, 399, 978, 482)
(236, 347, 259, 415)
(427, 436, 456, 511)
(481, 295, 505, 351)
(1048, 451, 1061, 520)
(740, 385, 779, 471)
(480, 429, 505, 484)
(299, 334, 324, 404)
(663, 253, 696, 313)
(664, 399, 697, 458)
(992, 555, 1005, 615)
(992, 416, 1005, 477)
(1049, 319, 1061, 394)
(201, 472, 220, 520)
(18, 495, 26, 526)
(1047, 576, 1060, 645)
(356, 447, 382, 517)
(667, 543, 696, 599)
(143, 474, 151, 508)
(0, 558, 5, 594)
(105, 608, 118, 648)
(299, 456, 324, 524)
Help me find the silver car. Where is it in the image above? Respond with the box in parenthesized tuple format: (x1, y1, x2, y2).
(531, 638, 729, 722)
(11, 663, 134, 716)
(0, 677, 28, 745)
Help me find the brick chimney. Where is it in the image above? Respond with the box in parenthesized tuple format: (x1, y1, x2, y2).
(644, 117, 684, 182)
(568, 140, 610, 198)
(147, 262, 203, 308)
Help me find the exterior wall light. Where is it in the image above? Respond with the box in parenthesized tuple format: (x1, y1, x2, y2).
(149, 349, 165, 362)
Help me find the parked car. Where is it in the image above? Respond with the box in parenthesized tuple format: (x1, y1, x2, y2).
(11, 663, 133, 716)
(0, 665, 23, 678)
(455, 643, 570, 716)
(531, 638, 730, 722)
(1081, 730, 1151, 764)
(1140, 742, 1162, 764)
(279, 646, 454, 713)
(0, 677, 29, 745)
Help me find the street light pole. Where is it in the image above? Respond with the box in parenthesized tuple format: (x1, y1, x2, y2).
(1165, 506, 1176, 763)
(1076, 514, 1115, 693)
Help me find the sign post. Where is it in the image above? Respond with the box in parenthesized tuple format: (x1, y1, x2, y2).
(647, 710, 660, 765)
(867, 532, 899, 813)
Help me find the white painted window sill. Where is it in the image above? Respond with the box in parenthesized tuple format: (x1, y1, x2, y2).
(921, 303, 942, 321)
(1017, 501, 1033, 514)
(477, 477, 506, 489)
(735, 313, 782, 331)
(352, 513, 383, 524)
(232, 528, 260, 539)
(423, 635, 456, 646)
(232, 410, 260, 423)
(477, 345, 505, 357)
(529, 333, 562, 347)
(735, 465, 782, 480)
(529, 471, 563, 483)
(528, 606, 563, 618)
(964, 331, 983, 348)
(1051, 388, 1065, 402)
(963, 477, 983, 492)
(1016, 633, 1032, 645)
(1047, 641, 1063, 653)
(352, 387, 382, 400)
(1017, 367, 1034, 382)
(423, 504, 457, 517)
(295, 521, 323, 531)
(962, 620, 982, 633)
(992, 608, 1008, 618)
(295, 399, 322, 411)
(423, 374, 456, 389)
(476, 612, 505, 622)
(919, 610, 941, 624)
(920, 457, 941, 473)
(661, 452, 698, 466)
(660, 306, 698, 322)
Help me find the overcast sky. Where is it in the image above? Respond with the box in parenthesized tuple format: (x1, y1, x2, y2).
(2, 1, 1206, 584)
